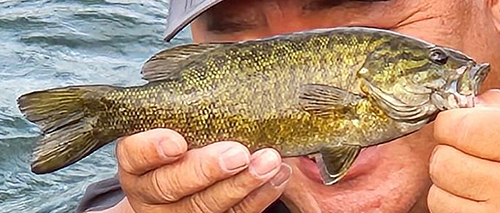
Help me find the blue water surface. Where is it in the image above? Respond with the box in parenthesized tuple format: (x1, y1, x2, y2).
(0, 1, 191, 212)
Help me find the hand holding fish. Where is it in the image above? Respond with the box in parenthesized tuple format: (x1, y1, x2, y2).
(429, 90, 500, 213)
(115, 129, 291, 213)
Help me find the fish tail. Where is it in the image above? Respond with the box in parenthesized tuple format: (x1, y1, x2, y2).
(17, 85, 119, 174)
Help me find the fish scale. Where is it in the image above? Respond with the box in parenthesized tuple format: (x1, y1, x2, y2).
(17, 27, 490, 185)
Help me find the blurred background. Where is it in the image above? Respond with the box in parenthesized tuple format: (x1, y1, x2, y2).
(0, 1, 191, 212)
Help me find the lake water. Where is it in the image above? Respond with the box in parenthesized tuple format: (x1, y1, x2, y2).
(0, 1, 191, 212)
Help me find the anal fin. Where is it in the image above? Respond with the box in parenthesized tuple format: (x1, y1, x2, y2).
(315, 144, 361, 185)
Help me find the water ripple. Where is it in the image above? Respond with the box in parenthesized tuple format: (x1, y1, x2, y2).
(0, 0, 192, 212)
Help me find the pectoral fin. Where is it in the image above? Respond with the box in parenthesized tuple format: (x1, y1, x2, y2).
(315, 144, 361, 185)
(299, 84, 364, 117)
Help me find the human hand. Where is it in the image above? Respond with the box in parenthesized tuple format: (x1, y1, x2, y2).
(115, 129, 292, 213)
(429, 90, 500, 213)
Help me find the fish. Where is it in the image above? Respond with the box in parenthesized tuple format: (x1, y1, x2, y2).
(17, 27, 490, 185)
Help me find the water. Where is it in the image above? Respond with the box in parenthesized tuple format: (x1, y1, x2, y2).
(0, 1, 192, 212)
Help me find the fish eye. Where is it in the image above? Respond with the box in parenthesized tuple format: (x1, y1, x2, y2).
(429, 48, 449, 65)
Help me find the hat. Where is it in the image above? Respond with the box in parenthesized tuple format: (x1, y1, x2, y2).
(165, 0, 224, 41)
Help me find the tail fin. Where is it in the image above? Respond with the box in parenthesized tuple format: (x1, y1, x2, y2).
(17, 85, 118, 174)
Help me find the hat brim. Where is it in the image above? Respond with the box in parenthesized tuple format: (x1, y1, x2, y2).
(164, 0, 224, 42)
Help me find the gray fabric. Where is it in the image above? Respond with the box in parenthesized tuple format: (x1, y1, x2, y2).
(165, 0, 223, 41)
(76, 175, 124, 213)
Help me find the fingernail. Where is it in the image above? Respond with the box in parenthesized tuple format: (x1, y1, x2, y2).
(270, 164, 292, 187)
(249, 149, 280, 177)
(219, 146, 249, 171)
(159, 139, 183, 158)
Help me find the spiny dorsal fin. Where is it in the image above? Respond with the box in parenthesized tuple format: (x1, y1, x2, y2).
(299, 84, 364, 117)
(315, 144, 361, 185)
(141, 43, 222, 82)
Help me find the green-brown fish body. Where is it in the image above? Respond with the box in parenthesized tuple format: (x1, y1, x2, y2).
(18, 27, 490, 185)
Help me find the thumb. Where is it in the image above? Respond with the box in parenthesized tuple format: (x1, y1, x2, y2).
(116, 129, 188, 175)
(475, 89, 500, 107)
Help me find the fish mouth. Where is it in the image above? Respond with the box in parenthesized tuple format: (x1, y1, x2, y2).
(432, 63, 490, 110)
(469, 63, 490, 95)
(454, 62, 490, 107)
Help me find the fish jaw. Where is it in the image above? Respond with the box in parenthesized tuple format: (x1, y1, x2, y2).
(468, 63, 491, 96)
(431, 63, 490, 110)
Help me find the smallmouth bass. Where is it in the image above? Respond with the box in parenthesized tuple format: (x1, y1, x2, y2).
(17, 27, 490, 185)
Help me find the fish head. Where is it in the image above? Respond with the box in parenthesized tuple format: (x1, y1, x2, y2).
(429, 47, 490, 109)
(360, 40, 490, 112)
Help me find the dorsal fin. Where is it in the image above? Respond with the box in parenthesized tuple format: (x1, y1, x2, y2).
(141, 43, 222, 82)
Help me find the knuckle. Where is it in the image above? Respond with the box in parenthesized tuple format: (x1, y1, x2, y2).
(227, 206, 240, 213)
(429, 147, 440, 175)
(427, 185, 440, 212)
(223, 176, 256, 200)
(194, 151, 220, 184)
(117, 173, 137, 198)
(116, 140, 137, 174)
(149, 151, 224, 204)
(196, 161, 214, 184)
(189, 193, 217, 213)
(224, 180, 245, 199)
(429, 145, 451, 181)
(151, 169, 182, 203)
(229, 201, 252, 213)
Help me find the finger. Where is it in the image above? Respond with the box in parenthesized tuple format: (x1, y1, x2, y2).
(475, 89, 500, 107)
(434, 107, 500, 161)
(428, 184, 488, 213)
(429, 145, 500, 201)
(127, 161, 289, 213)
(174, 150, 286, 213)
(121, 142, 251, 204)
(116, 129, 188, 175)
(229, 164, 292, 213)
